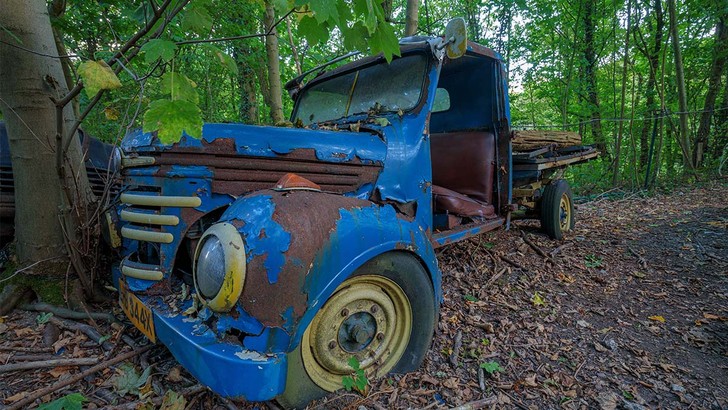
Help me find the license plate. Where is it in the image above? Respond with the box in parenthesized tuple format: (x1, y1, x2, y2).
(119, 278, 156, 343)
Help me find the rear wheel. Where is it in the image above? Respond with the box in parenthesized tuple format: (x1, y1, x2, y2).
(277, 253, 436, 409)
(540, 179, 575, 240)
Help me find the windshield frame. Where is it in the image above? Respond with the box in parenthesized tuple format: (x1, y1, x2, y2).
(291, 48, 433, 125)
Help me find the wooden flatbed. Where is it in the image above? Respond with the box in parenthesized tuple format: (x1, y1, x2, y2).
(512, 145, 600, 171)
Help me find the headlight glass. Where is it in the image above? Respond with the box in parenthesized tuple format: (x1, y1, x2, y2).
(195, 235, 226, 299)
(111, 146, 122, 171)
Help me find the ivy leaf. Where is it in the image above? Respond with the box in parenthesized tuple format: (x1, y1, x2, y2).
(368, 21, 400, 62)
(141, 39, 177, 64)
(480, 361, 504, 375)
(161, 72, 199, 104)
(308, 0, 338, 24)
(37, 393, 87, 410)
(298, 15, 329, 45)
(78, 60, 122, 98)
(143, 99, 203, 144)
(182, 5, 213, 33)
(342, 375, 355, 391)
(347, 356, 361, 370)
(205, 45, 238, 75)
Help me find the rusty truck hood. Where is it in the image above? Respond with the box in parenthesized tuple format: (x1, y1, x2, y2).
(121, 123, 386, 165)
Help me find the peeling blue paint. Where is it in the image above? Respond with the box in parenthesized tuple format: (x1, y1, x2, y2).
(221, 195, 291, 284)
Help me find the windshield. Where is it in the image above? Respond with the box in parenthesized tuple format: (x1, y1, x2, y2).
(294, 54, 428, 125)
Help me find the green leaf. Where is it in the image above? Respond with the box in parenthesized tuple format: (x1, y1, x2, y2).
(37, 393, 87, 410)
(353, 0, 378, 34)
(112, 363, 152, 397)
(480, 361, 504, 375)
(342, 375, 355, 391)
(342, 22, 369, 51)
(160, 390, 186, 410)
(298, 15, 329, 45)
(141, 39, 177, 64)
(161, 72, 199, 104)
(354, 371, 368, 391)
(181, 5, 213, 33)
(368, 21, 400, 62)
(347, 356, 360, 370)
(143, 99, 203, 144)
(36, 312, 53, 325)
(532, 291, 545, 306)
(463, 294, 478, 302)
(308, 0, 338, 24)
(205, 45, 238, 75)
(78, 60, 122, 98)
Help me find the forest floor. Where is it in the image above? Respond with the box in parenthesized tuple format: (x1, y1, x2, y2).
(0, 182, 726, 410)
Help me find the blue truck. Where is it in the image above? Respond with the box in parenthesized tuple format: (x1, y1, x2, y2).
(109, 23, 598, 408)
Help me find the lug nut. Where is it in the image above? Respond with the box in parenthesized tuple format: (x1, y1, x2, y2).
(328, 340, 336, 349)
(376, 332, 384, 341)
(341, 308, 349, 317)
(370, 305, 379, 313)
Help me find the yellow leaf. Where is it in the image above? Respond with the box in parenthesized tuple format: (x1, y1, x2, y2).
(104, 106, 119, 120)
(78, 60, 122, 98)
(532, 291, 545, 306)
(648, 315, 665, 323)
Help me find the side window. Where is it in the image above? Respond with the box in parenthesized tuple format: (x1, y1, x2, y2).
(432, 88, 451, 113)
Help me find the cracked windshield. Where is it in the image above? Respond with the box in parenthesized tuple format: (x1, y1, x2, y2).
(295, 54, 428, 125)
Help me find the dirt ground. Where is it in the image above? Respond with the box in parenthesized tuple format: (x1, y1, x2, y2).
(1, 182, 726, 409)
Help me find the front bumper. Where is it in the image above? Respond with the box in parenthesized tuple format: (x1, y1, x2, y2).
(153, 307, 287, 401)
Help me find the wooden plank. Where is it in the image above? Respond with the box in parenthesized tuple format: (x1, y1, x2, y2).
(512, 130, 581, 151)
(512, 149, 600, 171)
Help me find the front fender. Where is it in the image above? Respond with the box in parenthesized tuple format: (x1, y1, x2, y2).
(218, 190, 440, 352)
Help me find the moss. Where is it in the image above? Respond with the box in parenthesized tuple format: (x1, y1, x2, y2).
(0, 262, 67, 306)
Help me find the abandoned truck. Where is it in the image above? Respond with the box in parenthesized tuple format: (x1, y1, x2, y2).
(109, 22, 598, 408)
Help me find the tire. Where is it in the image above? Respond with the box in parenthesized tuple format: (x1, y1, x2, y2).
(277, 252, 436, 409)
(540, 179, 575, 240)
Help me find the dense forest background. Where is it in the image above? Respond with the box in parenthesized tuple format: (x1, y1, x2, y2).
(11, 0, 728, 193)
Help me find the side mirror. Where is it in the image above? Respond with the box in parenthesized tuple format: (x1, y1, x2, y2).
(444, 18, 467, 59)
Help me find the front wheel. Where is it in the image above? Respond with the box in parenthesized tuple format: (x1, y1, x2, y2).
(540, 179, 575, 240)
(277, 253, 436, 409)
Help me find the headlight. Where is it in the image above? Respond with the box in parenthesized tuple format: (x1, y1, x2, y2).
(193, 222, 246, 312)
(111, 146, 122, 171)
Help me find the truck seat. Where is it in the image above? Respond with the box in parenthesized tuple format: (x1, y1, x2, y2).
(432, 185, 496, 218)
(430, 131, 495, 204)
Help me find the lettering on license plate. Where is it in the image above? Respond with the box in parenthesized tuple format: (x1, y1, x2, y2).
(119, 279, 156, 343)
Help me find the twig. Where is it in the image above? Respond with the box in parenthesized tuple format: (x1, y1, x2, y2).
(449, 395, 498, 410)
(49, 317, 113, 351)
(0, 346, 53, 353)
(5, 354, 60, 362)
(628, 245, 648, 268)
(20, 302, 118, 323)
(0, 256, 62, 284)
(478, 367, 486, 392)
(550, 242, 573, 257)
(484, 267, 505, 288)
(520, 231, 555, 263)
(7, 345, 153, 410)
(498, 254, 527, 271)
(449, 330, 463, 367)
(0, 357, 98, 373)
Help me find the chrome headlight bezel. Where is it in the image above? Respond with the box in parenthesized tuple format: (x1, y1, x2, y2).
(111, 146, 122, 171)
(193, 222, 246, 312)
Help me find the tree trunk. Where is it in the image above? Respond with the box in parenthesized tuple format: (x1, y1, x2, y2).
(713, 66, 728, 159)
(404, 0, 419, 37)
(636, 0, 663, 170)
(583, 0, 606, 156)
(0, 0, 90, 272)
(694, 15, 727, 167)
(263, 1, 284, 124)
(667, 0, 693, 169)
(613, 0, 632, 186)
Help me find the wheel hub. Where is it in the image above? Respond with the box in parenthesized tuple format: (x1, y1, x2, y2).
(338, 311, 377, 352)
